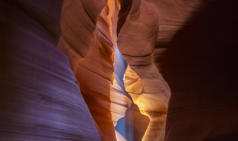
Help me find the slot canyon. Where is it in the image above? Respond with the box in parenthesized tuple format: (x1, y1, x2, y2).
(1, 0, 238, 141)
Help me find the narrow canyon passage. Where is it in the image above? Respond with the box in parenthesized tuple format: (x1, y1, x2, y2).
(1, 0, 238, 141)
(60, 0, 171, 140)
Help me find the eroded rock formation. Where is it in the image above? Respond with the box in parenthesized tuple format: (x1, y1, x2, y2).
(59, 0, 120, 140)
(1, 0, 238, 141)
(60, 0, 172, 140)
(0, 1, 100, 140)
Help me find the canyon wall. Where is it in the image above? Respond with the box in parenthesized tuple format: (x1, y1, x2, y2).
(1, 0, 238, 141)
(0, 1, 100, 141)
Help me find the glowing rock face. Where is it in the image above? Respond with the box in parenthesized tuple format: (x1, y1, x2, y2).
(117, 0, 171, 140)
(3, 0, 238, 141)
(60, 0, 203, 139)
(60, 0, 172, 140)
(123, 66, 170, 141)
(111, 45, 132, 127)
(0, 0, 201, 140)
(60, 0, 119, 140)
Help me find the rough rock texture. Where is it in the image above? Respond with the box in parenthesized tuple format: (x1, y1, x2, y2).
(0, 1, 100, 141)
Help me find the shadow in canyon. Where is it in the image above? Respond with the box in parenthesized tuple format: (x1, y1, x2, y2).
(155, 0, 238, 140)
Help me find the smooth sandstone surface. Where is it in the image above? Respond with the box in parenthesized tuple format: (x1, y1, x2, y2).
(1, 0, 238, 141)
(0, 1, 100, 141)
(60, 0, 119, 140)
(118, 0, 171, 140)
